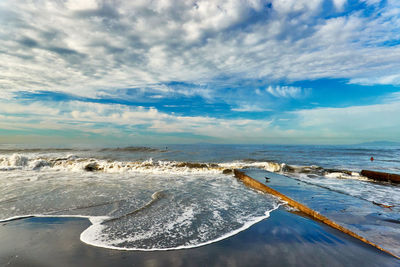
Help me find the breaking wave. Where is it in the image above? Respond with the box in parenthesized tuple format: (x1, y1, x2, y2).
(0, 153, 374, 181)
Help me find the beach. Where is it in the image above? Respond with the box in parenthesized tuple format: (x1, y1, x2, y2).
(0, 144, 399, 266)
(1, 207, 397, 267)
(2, 0, 400, 265)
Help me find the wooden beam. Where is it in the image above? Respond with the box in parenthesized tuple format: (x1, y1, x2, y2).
(361, 170, 400, 183)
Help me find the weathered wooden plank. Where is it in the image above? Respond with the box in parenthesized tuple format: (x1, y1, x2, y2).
(361, 170, 400, 183)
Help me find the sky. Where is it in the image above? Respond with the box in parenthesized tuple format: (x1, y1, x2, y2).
(1, 0, 400, 145)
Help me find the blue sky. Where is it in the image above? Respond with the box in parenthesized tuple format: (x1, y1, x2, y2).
(1, 0, 400, 145)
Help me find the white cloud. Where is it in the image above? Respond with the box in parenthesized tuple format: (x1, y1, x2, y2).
(350, 74, 400, 85)
(231, 104, 272, 112)
(0, 101, 59, 116)
(295, 103, 400, 129)
(266, 85, 308, 98)
(0, 99, 275, 142)
(291, 95, 400, 142)
(359, 0, 381, 6)
(333, 0, 347, 10)
(65, 0, 99, 11)
(0, 0, 399, 100)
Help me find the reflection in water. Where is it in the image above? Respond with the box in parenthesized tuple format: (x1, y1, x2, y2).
(0, 209, 398, 267)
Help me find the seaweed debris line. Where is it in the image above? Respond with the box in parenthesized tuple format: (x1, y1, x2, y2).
(233, 169, 400, 260)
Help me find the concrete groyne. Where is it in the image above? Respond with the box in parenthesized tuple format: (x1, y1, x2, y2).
(234, 169, 400, 260)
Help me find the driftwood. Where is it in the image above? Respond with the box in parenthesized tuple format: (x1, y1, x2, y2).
(360, 170, 400, 183)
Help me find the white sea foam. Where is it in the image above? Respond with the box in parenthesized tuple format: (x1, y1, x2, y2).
(0, 200, 281, 251)
(0, 153, 373, 183)
(0, 164, 282, 251)
(80, 204, 281, 251)
(0, 152, 392, 207)
(0, 153, 293, 175)
(0, 206, 279, 252)
(290, 173, 400, 210)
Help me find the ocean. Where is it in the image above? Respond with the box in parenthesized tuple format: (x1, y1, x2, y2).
(0, 144, 399, 252)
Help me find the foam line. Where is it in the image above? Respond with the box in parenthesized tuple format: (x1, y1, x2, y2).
(0, 215, 35, 223)
(102, 191, 165, 224)
(0, 205, 281, 252)
(80, 204, 281, 251)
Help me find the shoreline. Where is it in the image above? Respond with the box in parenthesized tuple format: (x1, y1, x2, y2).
(1, 207, 398, 267)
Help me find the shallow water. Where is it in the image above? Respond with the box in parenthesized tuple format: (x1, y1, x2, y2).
(0, 162, 280, 250)
(1, 209, 398, 267)
(0, 144, 399, 251)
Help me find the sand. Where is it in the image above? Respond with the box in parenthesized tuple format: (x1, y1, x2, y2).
(0, 207, 398, 267)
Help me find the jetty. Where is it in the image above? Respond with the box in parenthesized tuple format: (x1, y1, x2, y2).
(234, 169, 400, 259)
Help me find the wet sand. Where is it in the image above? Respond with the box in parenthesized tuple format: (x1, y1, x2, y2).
(0, 207, 397, 267)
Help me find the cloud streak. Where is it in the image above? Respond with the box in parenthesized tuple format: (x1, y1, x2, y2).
(2, 92, 400, 144)
(266, 85, 308, 98)
(0, 99, 274, 143)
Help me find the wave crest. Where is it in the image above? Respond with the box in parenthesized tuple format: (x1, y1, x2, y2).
(0, 153, 366, 181)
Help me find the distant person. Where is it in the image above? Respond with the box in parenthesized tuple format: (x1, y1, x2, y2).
(370, 156, 374, 161)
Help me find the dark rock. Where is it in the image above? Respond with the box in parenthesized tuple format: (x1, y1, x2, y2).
(84, 162, 102, 172)
(222, 169, 233, 174)
(176, 162, 208, 168)
(383, 219, 400, 224)
(361, 170, 400, 183)
(281, 164, 295, 172)
(32, 160, 51, 170)
(326, 169, 353, 176)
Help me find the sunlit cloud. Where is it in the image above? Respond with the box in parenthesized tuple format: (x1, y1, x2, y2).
(266, 85, 309, 98)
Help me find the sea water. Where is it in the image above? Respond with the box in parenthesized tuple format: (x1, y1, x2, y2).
(0, 144, 399, 251)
